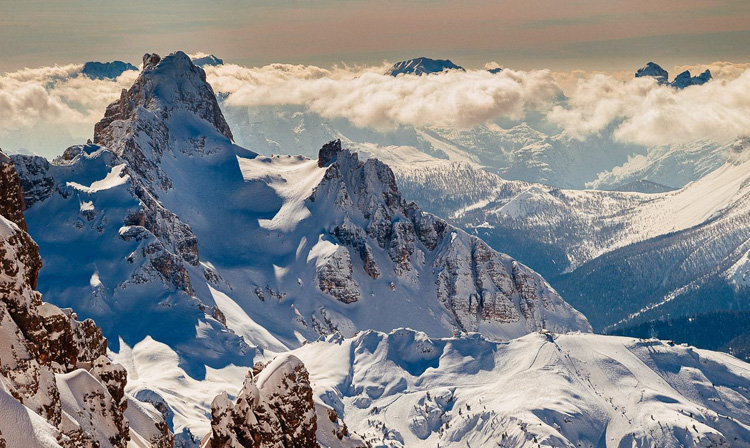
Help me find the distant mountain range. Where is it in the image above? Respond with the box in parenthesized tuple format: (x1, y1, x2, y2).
(81, 60, 138, 79)
(635, 61, 712, 88)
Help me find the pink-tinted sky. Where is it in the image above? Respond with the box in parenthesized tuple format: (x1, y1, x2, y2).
(1, 0, 749, 71)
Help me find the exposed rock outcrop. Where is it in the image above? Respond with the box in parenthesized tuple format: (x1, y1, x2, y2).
(203, 355, 318, 448)
(635, 62, 712, 89)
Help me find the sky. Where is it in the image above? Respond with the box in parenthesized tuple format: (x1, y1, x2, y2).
(1, 0, 749, 157)
(2, 0, 750, 72)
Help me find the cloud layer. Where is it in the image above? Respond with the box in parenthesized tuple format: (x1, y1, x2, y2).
(208, 64, 562, 131)
(207, 61, 750, 146)
(0, 65, 137, 154)
(1, 59, 748, 156)
(548, 69, 750, 146)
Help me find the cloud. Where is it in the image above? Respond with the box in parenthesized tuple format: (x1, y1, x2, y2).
(2, 58, 749, 156)
(673, 61, 750, 80)
(548, 69, 750, 146)
(0, 65, 136, 141)
(208, 63, 563, 131)
(210, 62, 750, 146)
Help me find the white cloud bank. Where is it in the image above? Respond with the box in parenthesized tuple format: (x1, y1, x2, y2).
(548, 70, 750, 146)
(0, 65, 137, 154)
(0, 59, 748, 155)
(208, 64, 562, 131)
(205, 61, 750, 146)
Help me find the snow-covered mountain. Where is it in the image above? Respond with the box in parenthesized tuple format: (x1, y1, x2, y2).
(192, 54, 224, 67)
(635, 62, 669, 85)
(12, 51, 589, 437)
(201, 327, 750, 447)
(556, 139, 750, 330)
(290, 328, 750, 447)
(390, 140, 750, 333)
(4, 50, 750, 446)
(672, 69, 712, 88)
(386, 57, 465, 76)
(0, 150, 170, 448)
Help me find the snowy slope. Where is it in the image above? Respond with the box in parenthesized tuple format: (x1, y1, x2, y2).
(292, 328, 750, 447)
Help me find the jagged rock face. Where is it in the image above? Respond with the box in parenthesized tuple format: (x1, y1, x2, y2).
(0, 152, 28, 231)
(315, 246, 361, 304)
(311, 144, 590, 334)
(204, 354, 317, 448)
(0, 150, 171, 448)
(318, 138, 343, 167)
(12, 153, 56, 209)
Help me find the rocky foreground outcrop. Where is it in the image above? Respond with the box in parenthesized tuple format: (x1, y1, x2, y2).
(202, 354, 362, 448)
(0, 150, 171, 448)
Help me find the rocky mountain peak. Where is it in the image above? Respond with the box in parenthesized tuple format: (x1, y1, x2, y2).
(635, 62, 669, 85)
(0, 150, 28, 231)
(310, 143, 591, 335)
(317, 138, 343, 167)
(142, 52, 162, 70)
(671, 69, 712, 89)
(205, 354, 319, 448)
(635, 62, 712, 89)
(94, 50, 233, 153)
(387, 57, 465, 76)
(192, 54, 224, 67)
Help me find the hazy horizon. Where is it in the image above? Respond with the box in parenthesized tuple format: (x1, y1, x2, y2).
(2, 0, 749, 73)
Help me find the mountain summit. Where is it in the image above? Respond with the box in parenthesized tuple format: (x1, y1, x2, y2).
(671, 69, 712, 88)
(635, 62, 712, 89)
(81, 60, 138, 80)
(635, 62, 669, 84)
(386, 57, 465, 76)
